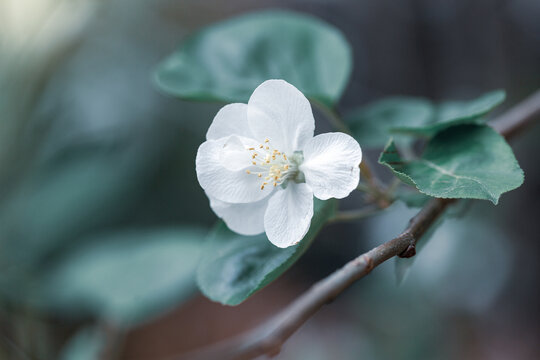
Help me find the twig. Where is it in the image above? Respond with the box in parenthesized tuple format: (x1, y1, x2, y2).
(491, 90, 540, 139)
(359, 158, 387, 198)
(311, 100, 350, 134)
(328, 205, 389, 224)
(174, 90, 540, 360)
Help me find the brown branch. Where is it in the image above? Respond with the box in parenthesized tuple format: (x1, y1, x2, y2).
(327, 205, 384, 224)
(491, 90, 540, 139)
(359, 157, 388, 204)
(174, 90, 540, 360)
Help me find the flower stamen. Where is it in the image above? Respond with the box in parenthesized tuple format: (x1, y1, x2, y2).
(245, 138, 299, 190)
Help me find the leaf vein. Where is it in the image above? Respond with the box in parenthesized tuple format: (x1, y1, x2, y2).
(419, 159, 495, 200)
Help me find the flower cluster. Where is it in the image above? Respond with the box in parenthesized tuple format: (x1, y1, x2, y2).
(196, 80, 362, 247)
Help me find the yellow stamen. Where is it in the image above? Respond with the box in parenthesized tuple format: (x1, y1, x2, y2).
(245, 137, 294, 190)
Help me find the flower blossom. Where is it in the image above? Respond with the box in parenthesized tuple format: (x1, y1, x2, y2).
(196, 80, 362, 248)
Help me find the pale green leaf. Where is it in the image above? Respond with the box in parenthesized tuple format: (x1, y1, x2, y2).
(30, 228, 205, 326)
(379, 125, 524, 204)
(392, 90, 505, 136)
(345, 97, 433, 148)
(154, 10, 352, 107)
(345, 90, 505, 148)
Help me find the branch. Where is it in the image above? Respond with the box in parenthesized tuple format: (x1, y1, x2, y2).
(327, 206, 382, 224)
(174, 90, 540, 360)
(311, 100, 350, 134)
(359, 157, 388, 205)
(491, 90, 540, 139)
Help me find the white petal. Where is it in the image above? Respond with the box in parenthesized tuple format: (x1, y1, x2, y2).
(218, 135, 258, 171)
(264, 184, 314, 248)
(247, 80, 315, 154)
(196, 138, 273, 203)
(209, 196, 268, 236)
(300, 132, 362, 200)
(206, 103, 253, 140)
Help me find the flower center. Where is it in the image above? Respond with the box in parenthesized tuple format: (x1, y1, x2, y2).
(245, 138, 302, 190)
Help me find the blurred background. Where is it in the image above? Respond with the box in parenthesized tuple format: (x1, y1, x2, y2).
(0, 0, 539, 359)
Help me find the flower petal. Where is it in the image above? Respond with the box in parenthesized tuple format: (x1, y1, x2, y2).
(206, 103, 253, 140)
(209, 196, 268, 236)
(264, 184, 314, 248)
(300, 132, 362, 200)
(196, 138, 273, 203)
(247, 80, 315, 154)
(218, 135, 259, 171)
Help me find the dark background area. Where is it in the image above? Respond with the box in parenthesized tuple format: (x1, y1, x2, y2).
(1, 0, 539, 359)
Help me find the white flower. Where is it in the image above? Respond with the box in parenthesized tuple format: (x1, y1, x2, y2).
(196, 80, 362, 248)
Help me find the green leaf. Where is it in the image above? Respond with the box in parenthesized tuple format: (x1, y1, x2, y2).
(0, 154, 144, 275)
(345, 97, 433, 148)
(154, 10, 352, 107)
(345, 91, 505, 148)
(29, 228, 206, 326)
(197, 198, 336, 305)
(392, 90, 505, 136)
(379, 125, 524, 204)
